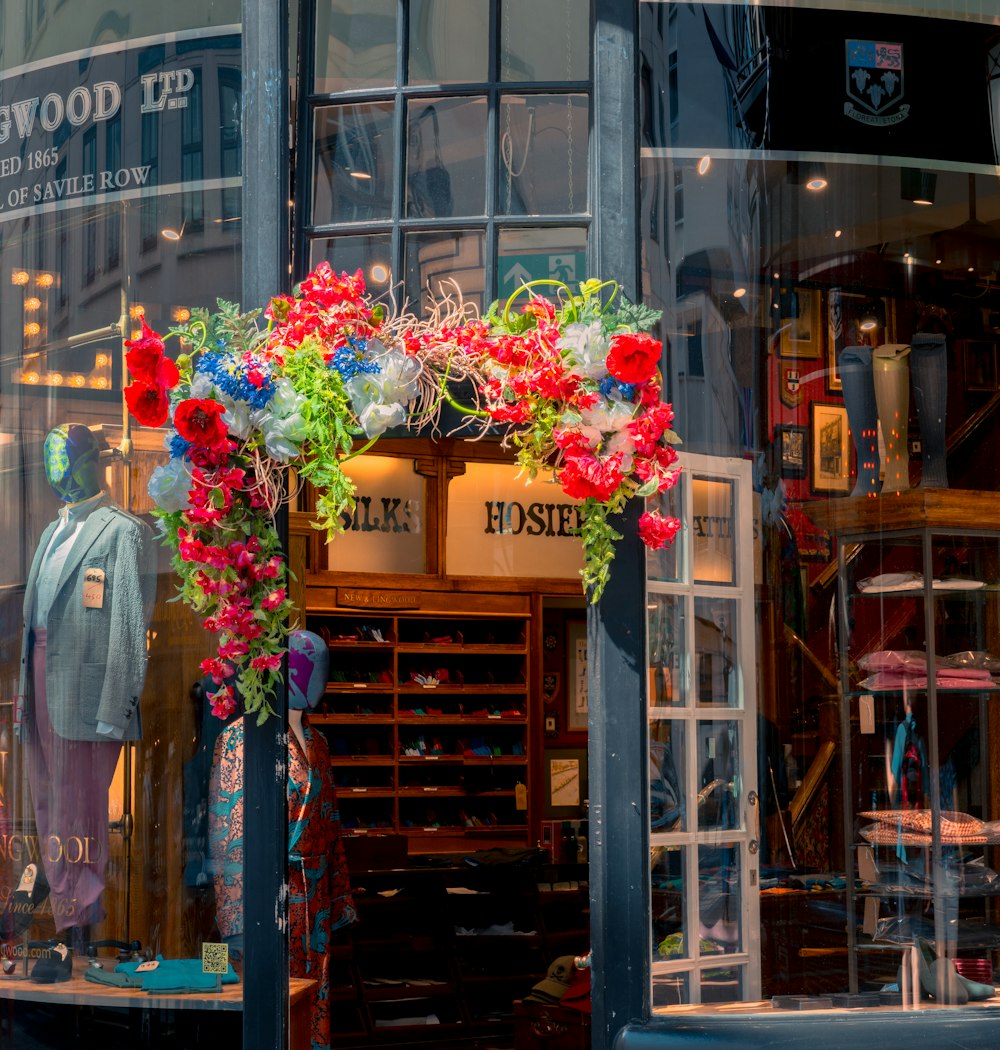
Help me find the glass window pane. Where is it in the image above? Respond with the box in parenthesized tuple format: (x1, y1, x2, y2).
(497, 227, 587, 304)
(696, 721, 741, 832)
(404, 229, 485, 316)
(648, 594, 686, 709)
(312, 103, 395, 225)
(406, 97, 488, 218)
(698, 843, 743, 954)
(650, 718, 686, 831)
(694, 597, 739, 708)
(498, 94, 589, 215)
(500, 0, 590, 82)
(692, 476, 735, 585)
(651, 845, 688, 959)
(309, 234, 393, 292)
(701, 965, 744, 1004)
(652, 971, 689, 1009)
(647, 477, 683, 583)
(408, 0, 489, 85)
(315, 0, 397, 94)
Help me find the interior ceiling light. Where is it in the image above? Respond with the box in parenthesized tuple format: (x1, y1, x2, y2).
(901, 167, 937, 206)
(790, 160, 828, 192)
(858, 299, 886, 332)
(349, 170, 372, 180)
(697, 155, 712, 175)
(732, 287, 746, 298)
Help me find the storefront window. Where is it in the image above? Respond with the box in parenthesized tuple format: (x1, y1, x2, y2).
(641, 0, 1000, 1017)
(299, 0, 594, 306)
(0, 15, 251, 1044)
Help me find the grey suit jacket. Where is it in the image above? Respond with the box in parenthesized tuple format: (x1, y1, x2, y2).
(17, 499, 156, 742)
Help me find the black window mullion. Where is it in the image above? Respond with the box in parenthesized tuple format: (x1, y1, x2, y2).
(393, 0, 408, 286)
(294, 0, 317, 281)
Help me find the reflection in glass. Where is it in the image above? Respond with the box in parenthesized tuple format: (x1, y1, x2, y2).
(650, 845, 687, 960)
(408, 0, 489, 85)
(497, 227, 588, 303)
(698, 843, 742, 955)
(406, 97, 487, 218)
(315, 0, 397, 94)
(692, 476, 735, 584)
(696, 720, 741, 832)
(701, 965, 744, 1004)
(652, 971, 689, 1009)
(404, 229, 485, 316)
(500, 0, 590, 82)
(498, 95, 589, 216)
(647, 593, 685, 708)
(646, 477, 683, 582)
(649, 718, 685, 831)
(309, 234, 393, 290)
(312, 103, 394, 226)
(694, 597, 739, 707)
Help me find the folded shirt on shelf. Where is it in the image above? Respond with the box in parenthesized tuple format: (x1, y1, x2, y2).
(856, 650, 1000, 691)
(858, 572, 985, 593)
(857, 808, 1000, 845)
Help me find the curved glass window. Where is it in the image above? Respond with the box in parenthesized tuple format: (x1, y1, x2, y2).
(641, 0, 1000, 1015)
(0, 14, 250, 1045)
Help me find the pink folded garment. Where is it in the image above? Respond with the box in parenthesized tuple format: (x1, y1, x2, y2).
(860, 672, 999, 691)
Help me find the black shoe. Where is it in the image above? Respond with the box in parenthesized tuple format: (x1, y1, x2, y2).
(30, 942, 72, 984)
(2, 863, 50, 937)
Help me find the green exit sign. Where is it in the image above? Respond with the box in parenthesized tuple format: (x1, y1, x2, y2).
(500, 251, 588, 290)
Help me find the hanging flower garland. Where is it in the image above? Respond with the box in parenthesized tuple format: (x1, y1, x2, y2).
(124, 266, 681, 723)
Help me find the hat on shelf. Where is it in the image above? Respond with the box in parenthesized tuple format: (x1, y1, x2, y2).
(526, 955, 577, 1004)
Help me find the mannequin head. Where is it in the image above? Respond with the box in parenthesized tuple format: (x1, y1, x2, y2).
(43, 424, 102, 503)
(288, 630, 329, 711)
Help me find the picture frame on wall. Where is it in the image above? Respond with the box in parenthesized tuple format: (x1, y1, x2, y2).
(962, 339, 998, 392)
(810, 401, 852, 494)
(775, 424, 808, 479)
(566, 620, 588, 731)
(778, 287, 823, 359)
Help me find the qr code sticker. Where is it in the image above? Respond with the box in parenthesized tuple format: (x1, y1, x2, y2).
(202, 941, 229, 974)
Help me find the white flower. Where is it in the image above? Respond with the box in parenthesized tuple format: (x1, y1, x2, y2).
(558, 321, 609, 380)
(148, 457, 194, 512)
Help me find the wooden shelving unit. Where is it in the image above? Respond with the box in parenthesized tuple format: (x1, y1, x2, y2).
(306, 593, 532, 854)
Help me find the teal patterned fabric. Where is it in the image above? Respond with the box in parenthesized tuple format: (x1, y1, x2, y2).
(43, 424, 101, 502)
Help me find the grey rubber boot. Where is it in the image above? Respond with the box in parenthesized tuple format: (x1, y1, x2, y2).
(910, 333, 949, 488)
(839, 345, 880, 497)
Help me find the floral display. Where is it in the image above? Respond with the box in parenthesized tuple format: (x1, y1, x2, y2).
(124, 267, 681, 722)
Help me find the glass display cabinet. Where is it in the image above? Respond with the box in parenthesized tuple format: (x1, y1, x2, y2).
(831, 493, 1000, 1005)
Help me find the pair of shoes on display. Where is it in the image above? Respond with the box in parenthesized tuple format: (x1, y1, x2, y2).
(898, 938, 995, 1004)
(1, 863, 51, 937)
(29, 940, 72, 984)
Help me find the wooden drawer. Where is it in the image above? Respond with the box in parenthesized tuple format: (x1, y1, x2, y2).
(514, 999, 590, 1050)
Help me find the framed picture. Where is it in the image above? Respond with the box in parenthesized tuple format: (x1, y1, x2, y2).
(542, 671, 561, 703)
(775, 424, 807, 479)
(779, 287, 823, 359)
(810, 401, 852, 494)
(544, 748, 588, 816)
(566, 620, 588, 731)
(962, 339, 998, 392)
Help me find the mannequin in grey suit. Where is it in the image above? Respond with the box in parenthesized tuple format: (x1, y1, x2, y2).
(16, 424, 156, 933)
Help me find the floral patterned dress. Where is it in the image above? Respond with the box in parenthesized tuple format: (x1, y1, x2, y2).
(288, 720, 357, 1050)
(209, 717, 356, 1050)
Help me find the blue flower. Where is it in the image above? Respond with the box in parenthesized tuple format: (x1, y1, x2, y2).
(328, 337, 381, 381)
(195, 351, 277, 409)
(168, 432, 191, 459)
(599, 376, 636, 401)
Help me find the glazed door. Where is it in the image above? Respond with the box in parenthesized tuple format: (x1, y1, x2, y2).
(646, 453, 761, 1006)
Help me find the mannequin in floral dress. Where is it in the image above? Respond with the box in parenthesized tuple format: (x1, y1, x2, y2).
(209, 630, 355, 1049)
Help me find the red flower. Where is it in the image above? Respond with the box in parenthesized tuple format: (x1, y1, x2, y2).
(638, 510, 681, 550)
(606, 332, 661, 385)
(174, 398, 229, 449)
(559, 451, 625, 502)
(125, 320, 179, 388)
(124, 381, 170, 427)
(209, 684, 238, 720)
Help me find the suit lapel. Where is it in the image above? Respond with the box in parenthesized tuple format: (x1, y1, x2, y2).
(23, 519, 58, 627)
(53, 506, 114, 601)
